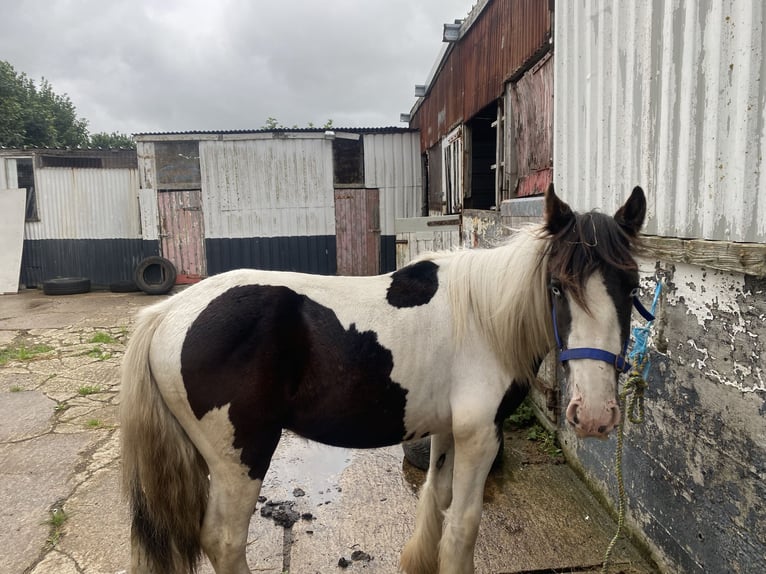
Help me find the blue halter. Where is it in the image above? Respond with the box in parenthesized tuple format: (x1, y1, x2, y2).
(552, 296, 655, 374)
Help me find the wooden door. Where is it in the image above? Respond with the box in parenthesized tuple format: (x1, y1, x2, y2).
(158, 189, 206, 283)
(334, 188, 380, 276)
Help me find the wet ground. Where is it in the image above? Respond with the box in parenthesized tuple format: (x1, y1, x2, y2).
(0, 288, 659, 573)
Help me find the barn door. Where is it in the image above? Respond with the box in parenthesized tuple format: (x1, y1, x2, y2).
(334, 188, 380, 276)
(158, 189, 206, 282)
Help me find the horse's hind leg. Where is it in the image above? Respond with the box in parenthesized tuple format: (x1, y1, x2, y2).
(400, 433, 455, 574)
(201, 431, 280, 574)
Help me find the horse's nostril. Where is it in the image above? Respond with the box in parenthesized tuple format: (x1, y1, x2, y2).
(572, 411, 580, 425)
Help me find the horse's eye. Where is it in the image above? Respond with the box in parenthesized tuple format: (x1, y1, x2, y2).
(551, 285, 562, 297)
(630, 287, 640, 298)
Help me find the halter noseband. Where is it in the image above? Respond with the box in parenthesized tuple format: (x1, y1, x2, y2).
(552, 296, 655, 374)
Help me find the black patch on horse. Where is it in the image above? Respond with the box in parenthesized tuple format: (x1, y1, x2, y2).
(181, 284, 409, 479)
(386, 260, 439, 308)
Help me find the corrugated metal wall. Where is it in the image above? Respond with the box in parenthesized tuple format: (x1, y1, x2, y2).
(25, 168, 141, 239)
(200, 138, 335, 239)
(411, 0, 551, 152)
(363, 132, 422, 235)
(554, 0, 766, 243)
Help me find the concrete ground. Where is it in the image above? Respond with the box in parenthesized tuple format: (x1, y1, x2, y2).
(0, 288, 658, 574)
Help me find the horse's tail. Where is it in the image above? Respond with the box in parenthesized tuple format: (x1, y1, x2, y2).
(120, 302, 209, 574)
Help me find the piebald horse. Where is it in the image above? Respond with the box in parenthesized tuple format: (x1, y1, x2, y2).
(120, 184, 647, 573)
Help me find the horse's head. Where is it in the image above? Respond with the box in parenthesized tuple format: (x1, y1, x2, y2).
(544, 184, 646, 438)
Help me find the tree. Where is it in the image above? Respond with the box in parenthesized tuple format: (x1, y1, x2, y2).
(89, 131, 135, 149)
(0, 60, 89, 148)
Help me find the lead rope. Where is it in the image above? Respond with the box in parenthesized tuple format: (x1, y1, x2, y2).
(601, 282, 662, 574)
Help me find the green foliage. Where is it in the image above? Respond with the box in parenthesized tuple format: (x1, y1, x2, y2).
(262, 117, 334, 130)
(506, 400, 536, 428)
(88, 332, 116, 344)
(0, 60, 89, 148)
(89, 131, 135, 149)
(0, 343, 54, 365)
(77, 385, 101, 396)
(527, 423, 563, 458)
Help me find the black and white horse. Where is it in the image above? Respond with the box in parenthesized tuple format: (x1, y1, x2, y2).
(120, 184, 647, 573)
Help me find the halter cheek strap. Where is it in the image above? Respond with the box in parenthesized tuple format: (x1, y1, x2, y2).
(552, 297, 655, 374)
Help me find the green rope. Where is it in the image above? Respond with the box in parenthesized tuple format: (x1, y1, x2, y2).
(601, 358, 648, 574)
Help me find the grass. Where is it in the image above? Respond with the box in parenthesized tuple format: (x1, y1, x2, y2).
(46, 507, 68, 547)
(0, 343, 54, 366)
(54, 403, 69, 413)
(89, 332, 116, 344)
(85, 418, 104, 428)
(9, 384, 24, 392)
(86, 347, 112, 361)
(77, 385, 101, 396)
(527, 423, 563, 458)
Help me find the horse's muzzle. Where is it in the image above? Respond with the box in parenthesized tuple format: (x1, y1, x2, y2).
(566, 398, 621, 439)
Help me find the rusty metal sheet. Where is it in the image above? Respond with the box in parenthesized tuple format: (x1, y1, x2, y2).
(411, 0, 552, 152)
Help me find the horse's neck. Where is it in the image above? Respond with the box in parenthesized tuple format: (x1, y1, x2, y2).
(446, 231, 554, 381)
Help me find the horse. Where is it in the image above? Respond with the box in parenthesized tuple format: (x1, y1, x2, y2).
(120, 183, 647, 574)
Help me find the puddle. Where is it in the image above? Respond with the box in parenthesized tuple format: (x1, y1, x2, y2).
(262, 431, 352, 504)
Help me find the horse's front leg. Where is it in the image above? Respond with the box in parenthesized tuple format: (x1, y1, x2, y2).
(400, 433, 455, 573)
(437, 417, 499, 574)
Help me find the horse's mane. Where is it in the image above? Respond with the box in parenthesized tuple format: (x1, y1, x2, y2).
(416, 211, 639, 383)
(419, 226, 553, 383)
(545, 210, 640, 308)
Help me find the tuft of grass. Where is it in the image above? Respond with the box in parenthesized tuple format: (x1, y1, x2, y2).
(46, 507, 68, 547)
(86, 418, 104, 428)
(527, 423, 563, 458)
(77, 385, 101, 396)
(86, 347, 112, 361)
(0, 344, 54, 365)
(54, 403, 69, 413)
(9, 384, 24, 393)
(89, 332, 116, 344)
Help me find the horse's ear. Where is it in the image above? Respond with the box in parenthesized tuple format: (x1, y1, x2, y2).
(614, 186, 646, 237)
(544, 182, 574, 235)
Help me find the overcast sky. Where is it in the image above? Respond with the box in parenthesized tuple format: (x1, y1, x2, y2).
(0, 0, 475, 135)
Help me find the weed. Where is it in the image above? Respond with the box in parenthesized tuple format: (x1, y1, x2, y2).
(86, 347, 112, 361)
(54, 403, 69, 413)
(77, 385, 101, 396)
(527, 423, 563, 458)
(9, 385, 23, 392)
(506, 400, 536, 428)
(46, 507, 68, 547)
(89, 332, 116, 344)
(86, 418, 104, 428)
(0, 344, 54, 365)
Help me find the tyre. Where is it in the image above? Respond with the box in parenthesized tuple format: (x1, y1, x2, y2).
(42, 277, 91, 296)
(402, 434, 505, 471)
(134, 256, 177, 295)
(109, 280, 139, 293)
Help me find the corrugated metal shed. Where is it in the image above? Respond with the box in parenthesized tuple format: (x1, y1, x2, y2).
(411, 0, 551, 152)
(554, 0, 765, 243)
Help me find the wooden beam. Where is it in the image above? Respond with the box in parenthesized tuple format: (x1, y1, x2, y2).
(641, 235, 766, 277)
